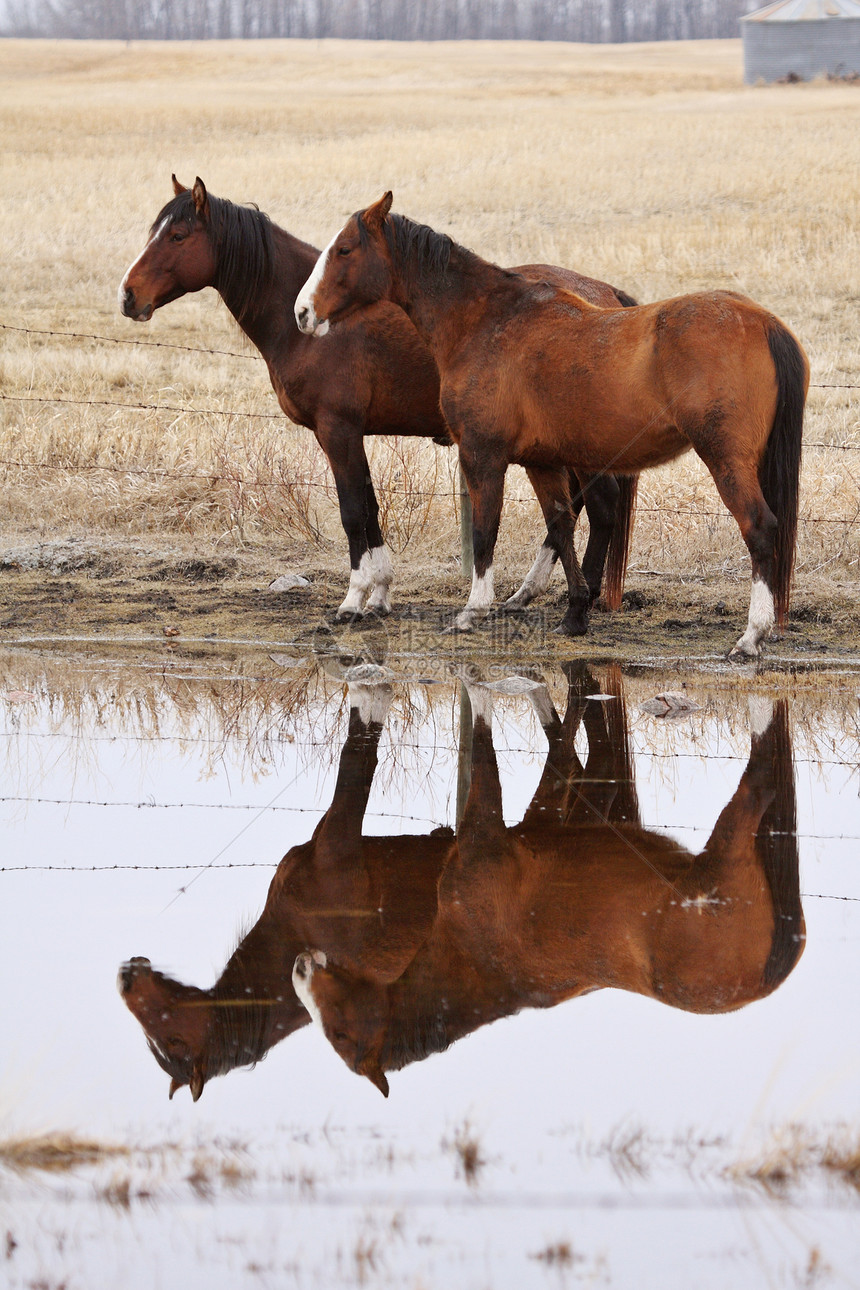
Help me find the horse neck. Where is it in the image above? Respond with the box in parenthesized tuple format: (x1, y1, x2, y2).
(209, 900, 311, 1064)
(392, 238, 512, 368)
(218, 219, 317, 358)
(379, 926, 520, 1072)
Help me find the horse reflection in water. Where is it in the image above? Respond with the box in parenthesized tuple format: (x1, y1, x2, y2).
(118, 683, 451, 1101)
(293, 666, 804, 1097)
(119, 667, 804, 1102)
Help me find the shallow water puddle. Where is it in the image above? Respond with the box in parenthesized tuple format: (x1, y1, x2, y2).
(2, 649, 859, 1289)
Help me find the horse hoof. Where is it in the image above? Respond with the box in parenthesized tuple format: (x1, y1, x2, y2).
(727, 643, 760, 662)
(364, 604, 392, 620)
(335, 610, 364, 626)
(554, 617, 589, 637)
(501, 597, 528, 615)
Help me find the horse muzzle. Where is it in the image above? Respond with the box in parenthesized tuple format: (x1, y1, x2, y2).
(119, 284, 153, 322)
(117, 956, 152, 994)
(294, 302, 329, 338)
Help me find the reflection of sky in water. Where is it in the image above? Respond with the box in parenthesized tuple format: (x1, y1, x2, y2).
(1, 659, 859, 1288)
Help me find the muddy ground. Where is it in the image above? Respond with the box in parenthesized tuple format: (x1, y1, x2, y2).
(1, 533, 858, 669)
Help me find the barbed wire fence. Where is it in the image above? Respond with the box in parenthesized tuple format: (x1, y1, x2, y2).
(2, 321, 859, 552)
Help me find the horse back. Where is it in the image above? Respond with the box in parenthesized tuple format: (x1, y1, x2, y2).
(442, 822, 783, 1013)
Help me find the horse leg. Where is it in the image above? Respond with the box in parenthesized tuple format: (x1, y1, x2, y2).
(361, 473, 394, 617)
(502, 468, 587, 613)
(520, 680, 581, 826)
(691, 699, 803, 990)
(457, 683, 506, 842)
(503, 536, 559, 612)
(575, 471, 620, 606)
(322, 430, 391, 621)
(312, 689, 391, 857)
(695, 455, 778, 659)
(525, 465, 590, 636)
(450, 453, 506, 632)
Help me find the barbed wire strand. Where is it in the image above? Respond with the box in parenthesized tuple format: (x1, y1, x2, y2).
(3, 320, 859, 389)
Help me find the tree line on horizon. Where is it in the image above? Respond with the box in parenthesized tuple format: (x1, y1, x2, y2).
(4, 0, 757, 42)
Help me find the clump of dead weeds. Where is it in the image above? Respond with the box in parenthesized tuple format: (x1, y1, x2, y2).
(0, 1131, 128, 1175)
(442, 1118, 486, 1187)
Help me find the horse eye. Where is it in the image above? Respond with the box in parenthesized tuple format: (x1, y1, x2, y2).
(170, 231, 186, 243)
(337, 245, 351, 257)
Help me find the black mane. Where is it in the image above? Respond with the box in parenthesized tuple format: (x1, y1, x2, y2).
(354, 210, 456, 292)
(153, 190, 274, 323)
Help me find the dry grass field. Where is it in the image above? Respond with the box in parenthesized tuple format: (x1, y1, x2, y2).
(1, 36, 859, 637)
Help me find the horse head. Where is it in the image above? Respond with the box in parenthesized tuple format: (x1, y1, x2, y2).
(119, 176, 218, 321)
(117, 956, 214, 1101)
(292, 951, 390, 1097)
(295, 191, 395, 336)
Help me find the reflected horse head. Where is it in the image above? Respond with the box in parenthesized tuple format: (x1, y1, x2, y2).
(294, 665, 805, 1096)
(118, 954, 292, 1102)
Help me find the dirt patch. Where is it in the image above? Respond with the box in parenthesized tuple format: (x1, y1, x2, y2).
(1, 533, 858, 667)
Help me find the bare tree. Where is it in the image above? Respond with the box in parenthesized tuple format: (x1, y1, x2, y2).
(0, 0, 761, 43)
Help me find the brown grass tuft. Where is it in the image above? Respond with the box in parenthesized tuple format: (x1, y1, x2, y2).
(0, 1131, 128, 1174)
(0, 38, 858, 606)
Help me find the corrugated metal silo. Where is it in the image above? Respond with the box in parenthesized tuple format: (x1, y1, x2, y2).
(741, 0, 860, 83)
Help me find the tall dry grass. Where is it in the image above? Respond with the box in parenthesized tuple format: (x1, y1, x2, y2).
(1, 37, 859, 591)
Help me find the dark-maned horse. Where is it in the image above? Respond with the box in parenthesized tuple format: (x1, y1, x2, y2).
(295, 193, 809, 657)
(118, 683, 453, 1101)
(293, 666, 804, 1097)
(119, 177, 638, 618)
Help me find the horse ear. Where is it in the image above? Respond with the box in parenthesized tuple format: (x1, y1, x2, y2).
(192, 177, 209, 220)
(189, 1060, 206, 1102)
(363, 191, 393, 236)
(172, 174, 188, 196)
(168, 1076, 183, 1100)
(358, 1053, 390, 1098)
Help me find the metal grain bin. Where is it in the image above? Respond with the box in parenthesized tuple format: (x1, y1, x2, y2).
(742, 0, 860, 83)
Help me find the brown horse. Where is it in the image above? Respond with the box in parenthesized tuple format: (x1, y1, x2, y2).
(118, 683, 453, 1100)
(119, 177, 638, 617)
(295, 193, 809, 656)
(293, 666, 804, 1097)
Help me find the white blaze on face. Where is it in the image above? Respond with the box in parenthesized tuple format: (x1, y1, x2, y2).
(292, 952, 327, 1034)
(294, 230, 339, 336)
(118, 216, 170, 310)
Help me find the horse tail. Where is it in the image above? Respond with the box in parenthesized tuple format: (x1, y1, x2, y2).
(759, 700, 805, 989)
(761, 321, 808, 626)
(603, 663, 641, 825)
(602, 474, 638, 612)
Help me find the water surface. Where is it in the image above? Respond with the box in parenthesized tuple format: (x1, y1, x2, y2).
(2, 648, 859, 1288)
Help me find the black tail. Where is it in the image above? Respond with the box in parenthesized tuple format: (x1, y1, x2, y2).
(759, 701, 805, 989)
(761, 323, 807, 626)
